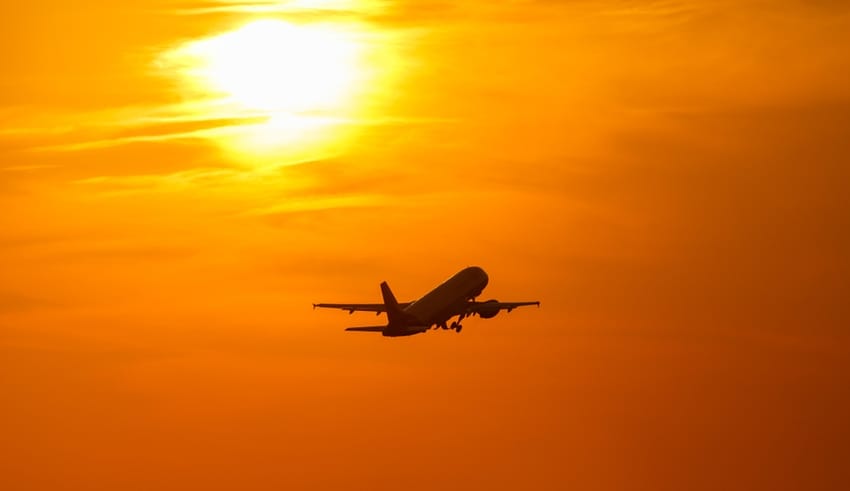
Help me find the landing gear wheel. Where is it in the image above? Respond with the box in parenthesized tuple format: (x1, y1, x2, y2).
(455, 325, 463, 333)
(450, 322, 458, 329)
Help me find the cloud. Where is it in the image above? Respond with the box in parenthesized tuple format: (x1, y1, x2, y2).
(248, 193, 388, 216)
(169, 0, 366, 17)
(72, 167, 242, 194)
(2, 164, 59, 172)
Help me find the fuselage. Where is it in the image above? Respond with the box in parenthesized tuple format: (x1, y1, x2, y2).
(384, 266, 489, 336)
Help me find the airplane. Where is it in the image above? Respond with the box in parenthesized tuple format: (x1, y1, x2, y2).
(313, 266, 540, 337)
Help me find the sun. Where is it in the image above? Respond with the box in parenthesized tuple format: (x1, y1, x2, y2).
(163, 19, 369, 159)
(186, 20, 361, 113)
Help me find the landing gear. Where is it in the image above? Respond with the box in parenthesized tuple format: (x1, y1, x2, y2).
(450, 322, 463, 333)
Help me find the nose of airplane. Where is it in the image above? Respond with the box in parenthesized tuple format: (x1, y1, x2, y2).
(465, 266, 489, 289)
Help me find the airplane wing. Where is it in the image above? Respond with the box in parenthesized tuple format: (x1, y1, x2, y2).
(312, 302, 412, 314)
(466, 301, 540, 315)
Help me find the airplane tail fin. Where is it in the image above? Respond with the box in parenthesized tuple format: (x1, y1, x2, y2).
(380, 281, 405, 326)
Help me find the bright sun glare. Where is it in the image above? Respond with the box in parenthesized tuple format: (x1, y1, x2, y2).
(166, 19, 368, 158)
(189, 20, 360, 113)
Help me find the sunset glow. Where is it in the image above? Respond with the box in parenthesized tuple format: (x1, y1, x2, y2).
(178, 20, 361, 113)
(161, 18, 370, 158)
(2, 1, 849, 490)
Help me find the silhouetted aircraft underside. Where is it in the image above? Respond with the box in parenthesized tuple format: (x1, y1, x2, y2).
(313, 266, 539, 337)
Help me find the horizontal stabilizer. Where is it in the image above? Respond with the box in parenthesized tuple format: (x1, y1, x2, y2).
(345, 326, 386, 333)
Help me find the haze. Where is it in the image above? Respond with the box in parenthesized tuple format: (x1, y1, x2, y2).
(2, 1, 848, 490)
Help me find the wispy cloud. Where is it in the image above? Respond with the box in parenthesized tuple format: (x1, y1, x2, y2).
(166, 0, 388, 18)
(247, 192, 388, 216)
(71, 166, 244, 195)
(2, 164, 59, 172)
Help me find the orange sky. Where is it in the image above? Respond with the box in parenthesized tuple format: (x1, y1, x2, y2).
(2, 1, 849, 490)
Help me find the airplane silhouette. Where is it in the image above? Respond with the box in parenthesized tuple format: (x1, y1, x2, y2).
(313, 266, 539, 336)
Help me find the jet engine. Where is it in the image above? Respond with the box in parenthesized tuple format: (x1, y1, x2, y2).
(476, 299, 501, 319)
